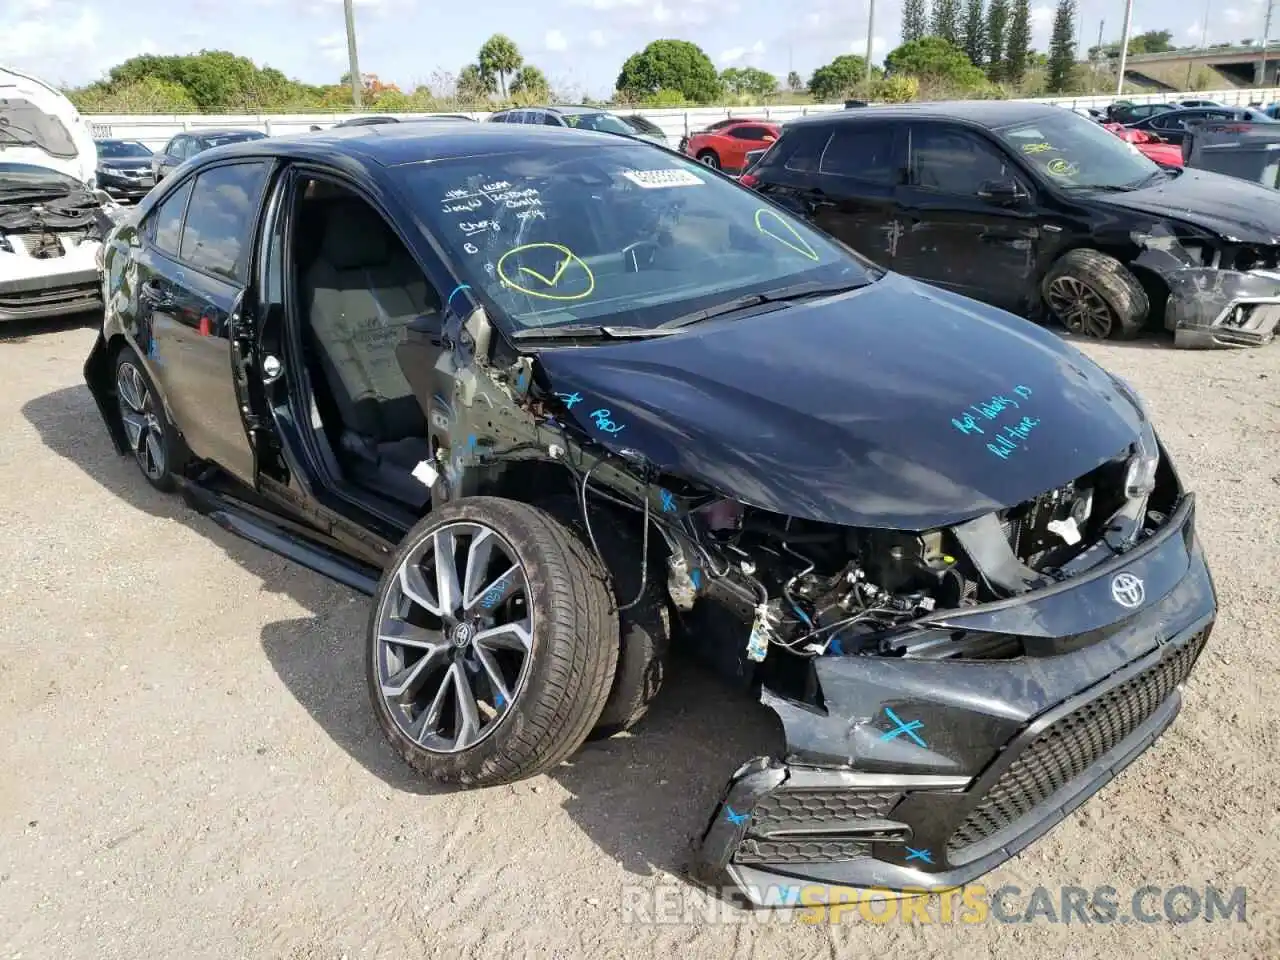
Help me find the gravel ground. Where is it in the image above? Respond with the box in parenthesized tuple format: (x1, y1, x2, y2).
(1, 318, 1278, 959)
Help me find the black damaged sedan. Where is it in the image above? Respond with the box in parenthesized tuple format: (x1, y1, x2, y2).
(84, 122, 1216, 905)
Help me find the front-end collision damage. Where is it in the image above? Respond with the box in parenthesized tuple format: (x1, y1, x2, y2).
(392, 289, 1216, 906)
(1131, 222, 1280, 348)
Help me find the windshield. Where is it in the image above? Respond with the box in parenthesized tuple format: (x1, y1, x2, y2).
(561, 112, 635, 136)
(0, 98, 77, 158)
(398, 142, 877, 332)
(96, 140, 151, 158)
(997, 110, 1160, 189)
(203, 132, 266, 147)
(0, 162, 83, 191)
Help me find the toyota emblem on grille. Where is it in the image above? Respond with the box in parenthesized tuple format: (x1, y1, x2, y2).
(1110, 572, 1145, 609)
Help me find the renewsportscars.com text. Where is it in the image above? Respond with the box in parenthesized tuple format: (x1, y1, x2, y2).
(620, 883, 1249, 926)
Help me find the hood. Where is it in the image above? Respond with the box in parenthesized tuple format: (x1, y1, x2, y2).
(0, 68, 97, 186)
(533, 274, 1144, 530)
(1093, 167, 1280, 243)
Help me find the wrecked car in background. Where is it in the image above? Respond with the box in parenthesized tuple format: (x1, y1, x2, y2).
(84, 124, 1216, 905)
(746, 101, 1280, 348)
(1, 67, 121, 321)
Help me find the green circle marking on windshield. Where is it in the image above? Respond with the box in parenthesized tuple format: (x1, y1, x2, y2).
(753, 208, 819, 262)
(496, 242, 596, 301)
(1045, 158, 1079, 178)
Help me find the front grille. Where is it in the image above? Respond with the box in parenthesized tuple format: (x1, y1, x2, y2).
(736, 837, 872, 865)
(751, 789, 900, 831)
(0, 282, 100, 309)
(947, 629, 1209, 856)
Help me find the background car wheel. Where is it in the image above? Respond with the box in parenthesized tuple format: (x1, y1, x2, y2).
(696, 150, 720, 170)
(113, 345, 179, 492)
(538, 494, 671, 740)
(368, 497, 619, 787)
(1043, 248, 1149, 341)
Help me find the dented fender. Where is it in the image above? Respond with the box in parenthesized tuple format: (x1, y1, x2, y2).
(1131, 226, 1280, 348)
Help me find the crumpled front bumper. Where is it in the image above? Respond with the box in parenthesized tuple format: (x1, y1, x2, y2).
(692, 494, 1217, 906)
(1133, 231, 1280, 348)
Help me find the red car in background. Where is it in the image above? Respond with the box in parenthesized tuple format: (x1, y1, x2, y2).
(683, 118, 781, 174)
(1103, 122, 1184, 167)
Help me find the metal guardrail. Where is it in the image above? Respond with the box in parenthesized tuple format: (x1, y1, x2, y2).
(85, 87, 1280, 149)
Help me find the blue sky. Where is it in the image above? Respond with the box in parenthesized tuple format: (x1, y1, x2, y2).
(3, 0, 1271, 99)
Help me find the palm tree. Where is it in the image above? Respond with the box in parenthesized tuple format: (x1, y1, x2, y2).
(478, 34, 523, 99)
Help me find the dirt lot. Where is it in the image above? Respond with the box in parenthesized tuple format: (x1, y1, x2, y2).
(1, 318, 1277, 959)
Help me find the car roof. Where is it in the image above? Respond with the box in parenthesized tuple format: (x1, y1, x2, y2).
(784, 100, 1064, 129)
(185, 121, 634, 169)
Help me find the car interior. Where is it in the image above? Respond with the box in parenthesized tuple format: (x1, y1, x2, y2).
(290, 176, 440, 511)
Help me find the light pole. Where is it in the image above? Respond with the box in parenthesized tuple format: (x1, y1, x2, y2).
(865, 0, 876, 84)
(1116, 0, 1135, 95)
(344, 0, 363, 109)
(1260, 0, 1275, 88)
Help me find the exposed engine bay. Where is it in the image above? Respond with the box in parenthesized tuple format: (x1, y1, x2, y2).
(0, 187, 115, 259)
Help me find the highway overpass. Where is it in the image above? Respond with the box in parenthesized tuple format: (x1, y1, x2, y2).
(1124, 46, 1280, 88)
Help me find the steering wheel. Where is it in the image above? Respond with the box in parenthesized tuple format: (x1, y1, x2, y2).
(620, 240, 659, 273)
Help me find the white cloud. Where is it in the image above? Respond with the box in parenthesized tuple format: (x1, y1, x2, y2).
(587, 29, 608, 48)
(848, 36, 888, 56)
(544, 28, 568, 52)
(0, 5, 106, 83)
(719, 39, 766, 66)
(317, 32, 348, 65)
(1030, 4, 1054, 28)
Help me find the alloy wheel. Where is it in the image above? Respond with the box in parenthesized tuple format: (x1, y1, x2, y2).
(374, 522, 534, 754)
(115, 360, 167, 481)
(1047, 275, 1115, 339)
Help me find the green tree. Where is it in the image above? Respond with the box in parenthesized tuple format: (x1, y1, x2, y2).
(616, 39, 723, 103)
(902, 0, 928, 43)
(1005, 0, 1031, 84)
(986, 0, 1009, 79)
(104, 51, 290, 111)
(786, 70, 805, 92)
(808, 54, 872, 101)
(962, 0, 986, 65)
(1047, 0, 1077, 93)
(885, 36, 991, 89)
(510, 65, 551, 100)
(931, 0, 962, 46)
(722, 66, 778, 99)
(1130, 30, 1174, 54)
(69, 76, 200, 114)
(456, 63, 491, 104)
(478, 34, 522, 99)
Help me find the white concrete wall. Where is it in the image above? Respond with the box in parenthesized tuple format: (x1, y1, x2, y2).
(84, 87, 1280, 150)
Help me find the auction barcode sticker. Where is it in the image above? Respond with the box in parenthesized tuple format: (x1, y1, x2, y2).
(621, 169, 705, 189)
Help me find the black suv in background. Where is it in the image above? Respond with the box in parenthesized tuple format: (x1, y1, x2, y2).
(745, 101, 1280, 348)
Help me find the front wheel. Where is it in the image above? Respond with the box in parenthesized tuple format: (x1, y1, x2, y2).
(367, 497, 620, 787)
(697, 150, 720, 170)
(1042, 248, 1149, 340)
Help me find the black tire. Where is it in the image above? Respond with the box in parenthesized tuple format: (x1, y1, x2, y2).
(538, 494, 671, 739)
(1042, 248, 1149, 341)
(696, 150, 720, 170)
(367, 496, 619, 787)
(112, 344, 180, 492)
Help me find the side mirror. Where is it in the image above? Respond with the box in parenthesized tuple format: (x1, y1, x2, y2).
(977, 178, 1026, 207)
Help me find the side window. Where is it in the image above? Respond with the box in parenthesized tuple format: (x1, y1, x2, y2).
(729, 125, 765, 140)
(543, 113, 561, 126)
(911, 127, 1014, 194)
(490, 113, 507, 123)
(782, 127, 834, 174)
(819, 125, 897, 184)
(162, 137, 180, 156)
(151, 179, 193, 257)
(179, 162, 271, 281)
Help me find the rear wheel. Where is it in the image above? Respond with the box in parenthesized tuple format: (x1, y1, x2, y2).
(1043, 248, 1149, 340)
(697, 150, 720, 170)
(113, 345, 178, 492)
(368, 497, 619, 786)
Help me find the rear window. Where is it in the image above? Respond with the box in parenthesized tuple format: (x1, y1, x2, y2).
(777, 126, 835, 174)
(819, 125, 897, 183)
(399, 141, 876, 332)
